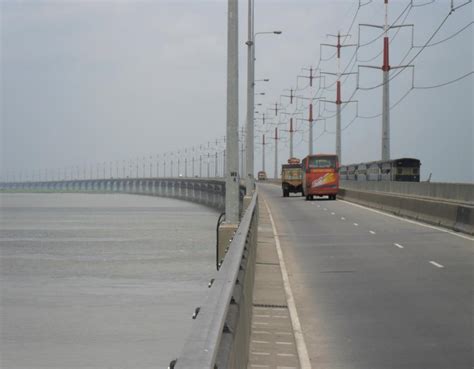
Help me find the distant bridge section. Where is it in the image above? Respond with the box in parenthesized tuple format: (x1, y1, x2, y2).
(0, 178, 246, 213)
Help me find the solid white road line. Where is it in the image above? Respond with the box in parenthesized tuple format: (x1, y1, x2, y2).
(429, 261, 445, 268)
(264, 199, 312, 369)
(394, 243, 404, 249)
(339, 199, 474, 241)
(369, 230, 376, 235)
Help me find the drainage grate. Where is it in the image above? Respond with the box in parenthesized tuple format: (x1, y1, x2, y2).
(253, 303, 288, 309)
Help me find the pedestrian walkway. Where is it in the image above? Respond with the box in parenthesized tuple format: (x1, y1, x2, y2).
(247, 199, 300, 369)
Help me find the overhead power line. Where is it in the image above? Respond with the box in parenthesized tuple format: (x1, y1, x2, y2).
(413, 21, 473, 48)
(414, 71, 474, 89)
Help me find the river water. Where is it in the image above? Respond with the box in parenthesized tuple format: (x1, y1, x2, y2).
(0, 193, 217, 369)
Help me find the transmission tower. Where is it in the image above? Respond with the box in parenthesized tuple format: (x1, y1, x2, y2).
(321, 32, 358, 163)
(359, 0, 414, 160)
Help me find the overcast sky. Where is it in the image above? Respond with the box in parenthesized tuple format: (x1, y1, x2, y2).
(1, 0, 472, 182)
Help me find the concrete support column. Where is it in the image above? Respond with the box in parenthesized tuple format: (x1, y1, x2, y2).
(224, 0, 240, 225)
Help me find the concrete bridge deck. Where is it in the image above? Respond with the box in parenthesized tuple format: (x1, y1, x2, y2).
(255, 183, 473, 369)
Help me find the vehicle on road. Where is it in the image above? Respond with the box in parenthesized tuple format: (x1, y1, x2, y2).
(301, 154, 339, 200)
(281, 157, 303, 197)
(257, 171, 267, 181)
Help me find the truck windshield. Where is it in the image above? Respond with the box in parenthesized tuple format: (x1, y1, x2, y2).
(308, 156, 336, 169)
(284, 169, 301, 179)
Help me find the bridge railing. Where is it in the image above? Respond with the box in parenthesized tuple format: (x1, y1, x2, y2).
(173, 192, 258, 369)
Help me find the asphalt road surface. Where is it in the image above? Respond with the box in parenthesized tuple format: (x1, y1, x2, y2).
(259, 183, 473, 369)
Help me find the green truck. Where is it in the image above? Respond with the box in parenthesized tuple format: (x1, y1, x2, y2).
(281, 158, 303, 197)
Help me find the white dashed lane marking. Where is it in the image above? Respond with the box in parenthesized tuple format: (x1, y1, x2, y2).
(429, 261, 445, 268)
(394, 243, 404, 249)
(353, 223, 359, 226)
(369, 230, 376, 235)
(341, 217, 345, 220)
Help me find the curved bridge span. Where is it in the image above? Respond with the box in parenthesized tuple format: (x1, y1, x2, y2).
(0, 178, 246, 212)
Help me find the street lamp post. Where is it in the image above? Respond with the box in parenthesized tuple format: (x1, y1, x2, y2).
(245, 0, 281, 195)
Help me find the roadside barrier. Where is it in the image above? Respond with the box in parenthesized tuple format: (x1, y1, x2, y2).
(341, 180, 474, 204)
(338, 188, 473, 235)
(173, 193, 258, 369)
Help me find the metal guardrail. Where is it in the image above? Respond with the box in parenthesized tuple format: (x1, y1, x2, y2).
(173, 193, 258, 369)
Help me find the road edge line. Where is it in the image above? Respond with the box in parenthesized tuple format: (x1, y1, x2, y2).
(263, 198, 312, 369)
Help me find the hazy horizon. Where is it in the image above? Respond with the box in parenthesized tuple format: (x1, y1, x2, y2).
(1, 0, 472, 183)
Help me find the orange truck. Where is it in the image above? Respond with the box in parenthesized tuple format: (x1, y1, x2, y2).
(301, 154, 339, 200)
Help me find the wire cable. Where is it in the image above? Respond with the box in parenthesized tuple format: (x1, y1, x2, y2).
(414, 71, 473, 89)
(413, 21, 473, 48)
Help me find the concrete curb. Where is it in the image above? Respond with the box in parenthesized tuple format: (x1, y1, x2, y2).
(338, 188, 473, 235)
